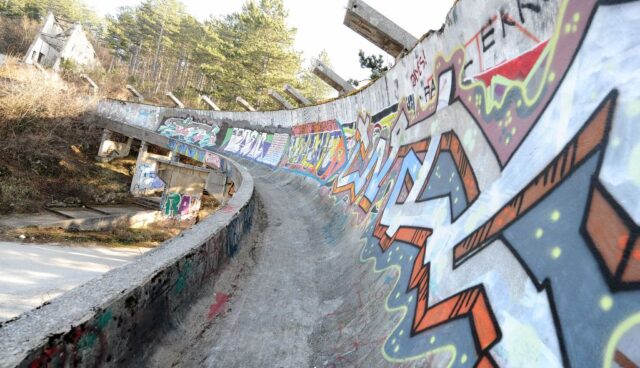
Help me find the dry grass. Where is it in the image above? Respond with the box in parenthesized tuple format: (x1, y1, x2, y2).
(0, 58, 133, 214)
(0, 57, 96, 124)
(2, 225, 182, 248)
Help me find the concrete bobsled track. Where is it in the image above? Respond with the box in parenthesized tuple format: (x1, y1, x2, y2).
(2, 0, 640, 366)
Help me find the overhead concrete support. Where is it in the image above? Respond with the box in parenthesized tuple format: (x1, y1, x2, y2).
(96, 129, 133, 162)
(284, 84, 312, 106)
(165, 91, 185, 108)
(200, 95, 221, 111)
(313, 61, 355, 95)
(268, 89, 294, 110)
(126, 84, 144, 103)
(343, 0, 417, 57)
(156, 160, 211, 222)
(80, 74, 98, 94)
(236, 96, 256, 112)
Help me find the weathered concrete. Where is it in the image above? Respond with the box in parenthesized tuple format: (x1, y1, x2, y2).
(130, 141, 166, 197)
(125, 85, 144, 103)
(284, 84, 312, 106)
(343, 0, 417, 57)
(0, 242, 149, 323)
(268, 89, 294, 110)
(235, 96, 256, 112)
(312, 60, 355, 95)
(156, 160, 211, 221)
(165, 92, 185, 109)
(4, 0, 640, 367)
(200, 95, 221, 111)
(0, 154, 254, 368)
(96, 129, 132, 162)
(0, 205, 162, 232)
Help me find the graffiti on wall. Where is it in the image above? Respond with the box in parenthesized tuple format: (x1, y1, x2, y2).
(284, 120, 348, 182)
(168, 139, 206, 163)
(220, 128, 289, 167)
(161, 192, 202, 220)
(132, 163, 165, 195)
(326, 0, 640, 366)
(158, 117, 221, 149)
(98, 0, 640, 365)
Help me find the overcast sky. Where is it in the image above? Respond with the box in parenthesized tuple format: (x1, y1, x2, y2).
(86, 0, 454, 81)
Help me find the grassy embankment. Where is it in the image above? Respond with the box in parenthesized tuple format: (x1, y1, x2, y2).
(0, 59, 220, 247)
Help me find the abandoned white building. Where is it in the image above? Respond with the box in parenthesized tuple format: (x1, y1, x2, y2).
(24, 12, 99, 71)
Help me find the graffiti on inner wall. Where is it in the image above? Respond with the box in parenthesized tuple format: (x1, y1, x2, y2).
(161, 192, 201, 220)
(221, 128, 289, 167)
(168, 139, 206, 163)
(95, 0, 640, 366)
(158, 117, 221, 149)
(132, 163, 165, 195)
(284, 120, 348, 182)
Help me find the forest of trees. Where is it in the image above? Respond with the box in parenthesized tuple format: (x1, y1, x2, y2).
(0, 0, 334, 110)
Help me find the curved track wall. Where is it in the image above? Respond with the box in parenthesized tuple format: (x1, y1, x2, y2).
(0, 156, 254, 367)
(3, 0, 640, 366)
(96, 0, 640, 365)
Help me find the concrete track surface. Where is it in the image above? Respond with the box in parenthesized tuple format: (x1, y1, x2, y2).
(142, 160, 442, 367)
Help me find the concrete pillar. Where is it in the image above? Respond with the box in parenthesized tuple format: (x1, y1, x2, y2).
(268, 89, 294, 110)
(284, 84, 312, 106)
(126, 85, 144, 103)
(130, 141, 167, 197)
(156, 160, 211, 223)
(200, 95, 221, 111)
(205, 169, 227, 200)
(165, 91, 185, 108)
(343, 0, 417, 57)
(236, 96, 256, 112)
(96, 129, 133, 162)
(312, 61, 355, 95)
(80, 74, 98, 94)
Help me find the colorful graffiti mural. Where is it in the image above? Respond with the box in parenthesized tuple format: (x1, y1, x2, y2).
(205, 0, 640, 365)
(161, 192, 201, 221)
(220, 128, 289, 167)
(93, 0, 640, 366)
(168, 139, 206, 163)
(158, 117, 221, 149)
(132, 162, 165, 195)
(284, 120, 348, 182)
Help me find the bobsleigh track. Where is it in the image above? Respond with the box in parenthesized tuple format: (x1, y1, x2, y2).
(1, 0, 640, 366)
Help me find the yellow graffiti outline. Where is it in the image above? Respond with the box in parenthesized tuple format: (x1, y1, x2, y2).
(603, 312, 640, 368)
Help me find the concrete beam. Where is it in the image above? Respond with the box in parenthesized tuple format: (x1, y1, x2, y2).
(200, 95, 221, 111)
(165, 91, 185, 108)
(236, 96, 256, 112)
(96, 129, 133, 162)
(268, 89, 294, 110)
(312, 61, 355, 95)
(284, 84, 312, 106)
(343, 0, 418, 57)
(126, 85, 144, 103)
(156, 159, 211, 222)
(80, 74, 98, 94)
(130, 141, 168, 197)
